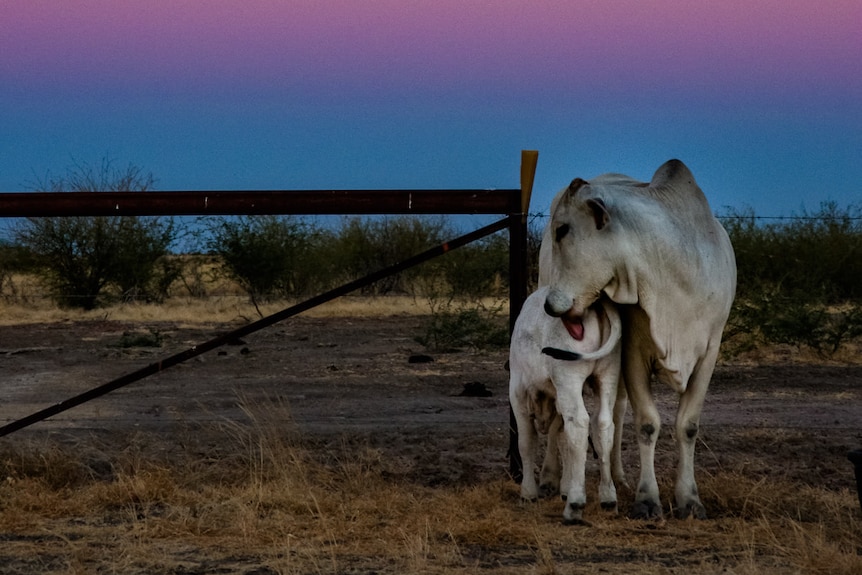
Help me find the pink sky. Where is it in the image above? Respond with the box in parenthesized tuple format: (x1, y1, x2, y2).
(4, 0, 859, 99)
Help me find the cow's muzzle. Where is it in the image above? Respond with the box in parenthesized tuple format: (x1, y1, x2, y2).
(544, 287, 586, 340)
(543, 288, 572, 318)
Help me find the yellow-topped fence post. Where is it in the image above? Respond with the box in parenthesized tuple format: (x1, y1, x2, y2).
(508, 149, 538, 480)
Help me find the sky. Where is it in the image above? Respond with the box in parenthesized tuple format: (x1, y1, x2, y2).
(1, 0, 860, 226)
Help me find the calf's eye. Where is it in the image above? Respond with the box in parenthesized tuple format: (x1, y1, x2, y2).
(555, 224, 570, 242)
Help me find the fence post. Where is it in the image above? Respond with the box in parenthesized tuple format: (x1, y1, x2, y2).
(508, 150, 538, 481)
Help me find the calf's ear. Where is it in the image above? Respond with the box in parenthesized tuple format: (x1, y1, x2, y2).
(587, 198, 609, 230)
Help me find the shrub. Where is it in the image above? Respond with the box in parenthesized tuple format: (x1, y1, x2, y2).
(721, 202, 862, 356)
(432, 232, 510, 300)
(416, 298, 509, 352)
(723, 202, 862, 303)
(15, 160, 178, 309)
(331, 216, 450, 295)
(206, 215, 330, 309)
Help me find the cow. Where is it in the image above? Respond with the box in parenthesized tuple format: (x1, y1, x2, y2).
(509, 286, 626, 524)
(541, 159, 736, 520)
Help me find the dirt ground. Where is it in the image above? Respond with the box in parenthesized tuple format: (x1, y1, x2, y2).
(1, 314, 861, 572)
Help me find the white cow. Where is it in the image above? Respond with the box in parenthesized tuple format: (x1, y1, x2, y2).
(541, 160, 736, 520)
(509, 286, 626, 524)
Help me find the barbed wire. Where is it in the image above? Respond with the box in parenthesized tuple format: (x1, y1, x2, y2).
(526, 212, 862, 222)
(716, 215, 862, 221)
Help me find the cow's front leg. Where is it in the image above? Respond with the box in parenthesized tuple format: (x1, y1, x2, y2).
(625, 353, 663, 520)
(556, 384, 590, 524)
(592, 374, 619, 511)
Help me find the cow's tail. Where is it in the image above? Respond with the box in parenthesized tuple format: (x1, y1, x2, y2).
(541, 300, 621, 362)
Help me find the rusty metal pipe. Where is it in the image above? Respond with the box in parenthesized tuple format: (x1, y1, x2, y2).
(0, 189, 520, 217)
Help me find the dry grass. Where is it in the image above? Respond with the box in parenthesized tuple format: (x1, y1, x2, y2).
(0, 270, 510, 326)
(0, 294, 446, 327)
(1, 397, 860, 575)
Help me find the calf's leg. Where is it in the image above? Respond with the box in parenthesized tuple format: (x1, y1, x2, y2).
(539, 412, 563, 498)
(511, 388, 541, 500)
(555, 379, 590, 524)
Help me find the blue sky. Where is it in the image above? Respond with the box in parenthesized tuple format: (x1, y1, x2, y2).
(2, 1, 860, 225)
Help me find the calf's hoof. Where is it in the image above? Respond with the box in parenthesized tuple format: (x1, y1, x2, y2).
(630, 499, 663, 520)
(600, 500, 618, 512)
(519, 488, 539, 503)
(562, 501, 586, 525)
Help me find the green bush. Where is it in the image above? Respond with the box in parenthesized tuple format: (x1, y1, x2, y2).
(416, 299, 509, 352)
(432, 232, 510, 300)
(206, 215, 330, 308)
(0, 241, 37, 299)
(331, 216, 450, 295)
(14, 160, 177, 309)
(721, 202, 862, 356)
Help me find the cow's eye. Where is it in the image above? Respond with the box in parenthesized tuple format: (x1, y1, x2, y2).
(555, 224, 570, 242)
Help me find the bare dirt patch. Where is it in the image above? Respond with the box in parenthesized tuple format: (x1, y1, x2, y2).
(1, 315, 861, 574)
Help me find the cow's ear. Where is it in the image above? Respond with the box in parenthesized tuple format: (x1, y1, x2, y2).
(568, 178, 587, 194)
(562, 178, 587, 204)
(587, 198, 609, 230)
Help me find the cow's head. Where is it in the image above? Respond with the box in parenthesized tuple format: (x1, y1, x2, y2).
(542, 176, 637, 327)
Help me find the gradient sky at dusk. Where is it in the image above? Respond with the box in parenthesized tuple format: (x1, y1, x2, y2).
(2, 1, 860, 221)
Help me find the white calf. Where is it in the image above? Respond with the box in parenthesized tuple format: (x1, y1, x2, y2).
(509, 286, 626, 524)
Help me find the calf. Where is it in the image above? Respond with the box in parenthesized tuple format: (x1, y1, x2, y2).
(509, 286, 626, 524)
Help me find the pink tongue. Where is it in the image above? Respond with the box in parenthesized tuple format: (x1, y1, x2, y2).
(562, 316, 585, 341)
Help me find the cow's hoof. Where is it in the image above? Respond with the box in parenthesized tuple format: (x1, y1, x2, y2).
(600, 500, 618, 512)
(630, 499, 663, 520)
(676, 500, 707, 520)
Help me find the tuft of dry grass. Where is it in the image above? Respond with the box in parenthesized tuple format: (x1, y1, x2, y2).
(1, 396, 860, 574)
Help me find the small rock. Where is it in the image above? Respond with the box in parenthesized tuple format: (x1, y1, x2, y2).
(459, 382, 492, 397)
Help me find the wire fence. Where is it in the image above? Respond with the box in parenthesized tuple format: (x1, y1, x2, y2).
(525, 212, 862, 222)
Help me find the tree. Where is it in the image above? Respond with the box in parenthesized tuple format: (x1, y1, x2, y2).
(206, 215, 328, 310)
(15, 159, 178, 309)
